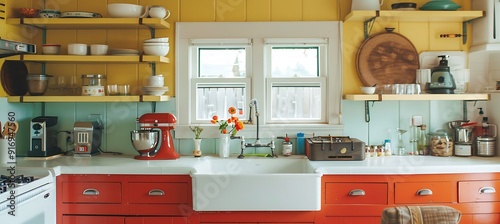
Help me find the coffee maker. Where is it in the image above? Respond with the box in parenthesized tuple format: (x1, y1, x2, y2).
(132, 113, 179, 160)
(28, 116, 61, 157)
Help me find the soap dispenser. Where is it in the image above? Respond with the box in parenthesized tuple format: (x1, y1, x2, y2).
(427, 55, 456, 94)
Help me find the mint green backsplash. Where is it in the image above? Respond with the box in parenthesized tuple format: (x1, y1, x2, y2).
(0, 97, 464, 157)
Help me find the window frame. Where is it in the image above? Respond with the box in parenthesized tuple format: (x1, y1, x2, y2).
(175, 22, 344, 139)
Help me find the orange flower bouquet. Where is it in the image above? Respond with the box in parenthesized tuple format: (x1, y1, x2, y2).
(211, 106, 244, 136)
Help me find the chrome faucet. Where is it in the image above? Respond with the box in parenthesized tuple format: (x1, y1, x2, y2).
(235, 99, 276, 159)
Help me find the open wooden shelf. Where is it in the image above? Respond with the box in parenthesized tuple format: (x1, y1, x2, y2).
(6, 18, 170, 29)
(344, 10, 484, 22)
(343, 93, 491, 101)
(7, 95, 170, 103)
(5, 55, 170, 63)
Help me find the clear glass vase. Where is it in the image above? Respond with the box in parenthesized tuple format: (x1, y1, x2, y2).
(219, 134, 230, 158)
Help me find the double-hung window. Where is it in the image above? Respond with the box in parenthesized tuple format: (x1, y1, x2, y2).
(190, 39, 251, 123)
(176, 22, 343, 138)
(265, 38, 327, 124)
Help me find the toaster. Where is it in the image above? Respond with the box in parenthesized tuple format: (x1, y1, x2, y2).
(73, 121, 102, 157)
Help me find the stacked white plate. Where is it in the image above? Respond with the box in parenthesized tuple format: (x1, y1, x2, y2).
(142, 86, 168, 96)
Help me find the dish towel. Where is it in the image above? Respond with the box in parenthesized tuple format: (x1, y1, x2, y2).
(381, 205, 461, 224)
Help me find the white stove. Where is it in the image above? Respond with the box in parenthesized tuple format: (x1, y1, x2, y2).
(0, 166, 56, 224)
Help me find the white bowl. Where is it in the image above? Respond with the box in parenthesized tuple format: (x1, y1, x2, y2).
(143, 42, 169, 46)
(360, 86, 376, 94)
(42, 44, 61, 55)
(144, 37, 169, 43)
(147, 75, 164, 87)
(68, 43, 87, 55)
(90, 44, 108, 55)
(143, 45, 169, 56)
(107, 3, 144, 18)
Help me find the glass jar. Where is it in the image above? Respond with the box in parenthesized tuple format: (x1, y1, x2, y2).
(81, 74, 106, 96)
(82, 74, 106, 86)
(428, 130, 453, 156)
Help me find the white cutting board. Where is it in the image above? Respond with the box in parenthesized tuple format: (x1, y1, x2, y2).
(419, 51, 467, 71)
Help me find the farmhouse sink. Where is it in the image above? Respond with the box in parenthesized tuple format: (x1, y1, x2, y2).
(191, 156, 322, 211)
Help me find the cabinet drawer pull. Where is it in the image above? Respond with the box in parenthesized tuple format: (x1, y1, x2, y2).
(416, 189, 433, 196)
(479, 187, 496, 194)
(82, 188, 100, 196)
(148, 189, 165, 196)
(348, 189, 366, 196)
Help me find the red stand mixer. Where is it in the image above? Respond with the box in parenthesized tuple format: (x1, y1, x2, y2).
(131, 113, 179, 160)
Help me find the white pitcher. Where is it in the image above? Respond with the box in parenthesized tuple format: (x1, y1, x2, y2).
(351, 0, 384, 11)
(142, 5, 171, 19)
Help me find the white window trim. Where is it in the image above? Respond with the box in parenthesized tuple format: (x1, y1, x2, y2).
(175, 21, 344, 139)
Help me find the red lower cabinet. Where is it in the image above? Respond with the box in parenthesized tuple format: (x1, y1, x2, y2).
(325, 216, 380, 224)
(57, 174, 195, 224)
(318, 173, 500, 224)
(126, 217, 189, 224)
(63, 215, 124, 224)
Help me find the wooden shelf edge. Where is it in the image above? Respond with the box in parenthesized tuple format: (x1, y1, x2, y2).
(7, 95, 170, 103)
(344, 10, 483, 22)
(6, 18, 171, 29)
(343, 93, 490, 101)
(5, 55, 170, 63)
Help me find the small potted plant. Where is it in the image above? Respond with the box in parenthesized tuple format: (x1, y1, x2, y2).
(190, 126, 203, 157)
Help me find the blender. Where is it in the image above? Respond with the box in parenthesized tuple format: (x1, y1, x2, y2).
(130, 113, 179, 160)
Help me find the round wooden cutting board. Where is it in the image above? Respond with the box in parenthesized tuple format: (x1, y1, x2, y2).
(1, 61, 28, 96)
(356, 32, 419, 87)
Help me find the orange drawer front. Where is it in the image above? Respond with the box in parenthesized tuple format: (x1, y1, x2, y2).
(62, 182, 122, 204)
(325, 182, 388, 205)
(395, 181, 456, 204)
(126, 182, 189, 204)
(459, 180, 500, 203)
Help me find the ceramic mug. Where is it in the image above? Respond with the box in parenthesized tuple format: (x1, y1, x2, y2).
(148, 5, 170, 19)
(351, 0, 384, 11)
(147, 75, 164, 87)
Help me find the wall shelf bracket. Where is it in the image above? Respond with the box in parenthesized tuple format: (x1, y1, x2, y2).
(363, 11, 379, 39)
(364, 95, 382, 122)
(462, 18, 481, 45)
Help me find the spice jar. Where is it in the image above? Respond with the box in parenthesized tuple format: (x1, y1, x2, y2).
(428, 130, 453, 157)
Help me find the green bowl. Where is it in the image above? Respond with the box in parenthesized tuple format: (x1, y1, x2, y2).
(419, 1, 461, 11)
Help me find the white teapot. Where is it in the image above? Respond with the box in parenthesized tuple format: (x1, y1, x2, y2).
(143, 5, 170, 19)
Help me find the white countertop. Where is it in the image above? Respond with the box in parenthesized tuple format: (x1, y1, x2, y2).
(310, 156, 500, 175)
(8, 154, 500, 175)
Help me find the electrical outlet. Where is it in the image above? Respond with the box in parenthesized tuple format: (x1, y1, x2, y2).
(412, 115, 423, 126)
(66, 131, 74, 144)
(57, 131, 74, 152)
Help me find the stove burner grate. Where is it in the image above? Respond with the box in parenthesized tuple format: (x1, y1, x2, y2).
(0, 174, 37, 193)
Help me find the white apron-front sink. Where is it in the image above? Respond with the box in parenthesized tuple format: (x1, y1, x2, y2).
(191, 156, 322, 211)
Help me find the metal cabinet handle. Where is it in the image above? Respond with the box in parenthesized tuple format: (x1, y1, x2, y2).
(479, 187, 496, 194)
(82, 188, 100, 196)
(148, 189, 165, 196)
(417, 189, 433, 196)
(348, 189, 366, 196)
